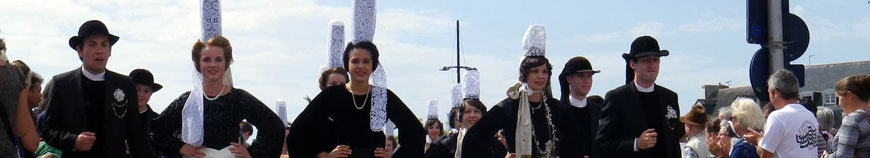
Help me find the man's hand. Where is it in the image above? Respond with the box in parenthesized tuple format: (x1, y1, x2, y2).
(636, 129, 657, 150)
(318, 145, 352, 158)
(74, 132, 96, 152)
(744, 128, 764, 146)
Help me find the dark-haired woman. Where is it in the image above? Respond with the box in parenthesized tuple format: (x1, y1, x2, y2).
(425, 99, 507, 158)
(461, 25, 580, 158)
(288, 41, 425, 158)
(424, 118, 444, 152)
(152, 36, 286, 158)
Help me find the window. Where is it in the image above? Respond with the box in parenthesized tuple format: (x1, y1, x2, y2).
(824, 93, 837, 105)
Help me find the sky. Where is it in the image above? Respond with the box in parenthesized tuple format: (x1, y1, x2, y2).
(2, 0, 869, 127)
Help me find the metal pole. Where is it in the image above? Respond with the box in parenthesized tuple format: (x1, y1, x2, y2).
(456, 20, 461, 84)
(808, 54, 815, 65)
(769, 0, 785, 73)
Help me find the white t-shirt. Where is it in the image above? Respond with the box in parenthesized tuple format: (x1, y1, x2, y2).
(759, 104, 820, 158)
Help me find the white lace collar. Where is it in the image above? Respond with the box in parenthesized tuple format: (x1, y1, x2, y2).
(569, 95, 587, 108)
(634, 82, 654, 93)
(81, 67, 105, 81)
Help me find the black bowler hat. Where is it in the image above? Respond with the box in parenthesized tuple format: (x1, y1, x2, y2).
(621, 36, 669, 60)
(559, 56, 600, 76)
(129, 69, 162, 92)
(622, 36, 668, 84)
(68, 20, 120, 50)
(558, 56, 600, 102)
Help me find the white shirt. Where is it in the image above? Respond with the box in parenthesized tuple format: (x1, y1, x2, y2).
(81, 67, 105, 81)
(759, 103, 820, 158)
(634, 82, 654, 93)
(569, 95, 587, 108)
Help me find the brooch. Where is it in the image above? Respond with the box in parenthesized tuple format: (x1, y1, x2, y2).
(665, 105, 678, 120)
(112, 88, 128, 118)
(665, 105, 678, 130)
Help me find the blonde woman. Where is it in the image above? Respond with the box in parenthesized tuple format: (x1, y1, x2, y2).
(729, 98, 765, 158)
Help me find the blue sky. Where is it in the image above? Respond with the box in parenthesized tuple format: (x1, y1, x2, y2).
(1, 0, 869, 126)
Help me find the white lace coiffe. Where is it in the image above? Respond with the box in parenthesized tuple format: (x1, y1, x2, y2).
(182, 72, 205, 146)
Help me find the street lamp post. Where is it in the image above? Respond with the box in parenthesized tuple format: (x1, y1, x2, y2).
(440, 20, 477, 83)
(439, 66, 477, 83)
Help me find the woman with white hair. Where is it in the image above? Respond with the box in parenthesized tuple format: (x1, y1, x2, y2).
(729, 98, 765, 158)
(817, 107, 836, 154)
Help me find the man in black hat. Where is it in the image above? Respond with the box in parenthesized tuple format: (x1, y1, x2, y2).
(596, 36, 683, 158)
(558, 56, 602, 158)
(40, 20, 153, 158)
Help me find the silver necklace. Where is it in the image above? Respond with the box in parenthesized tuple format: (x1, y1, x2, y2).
(531, 101, 544, 110)
(350, 86, 370, 110)
(204, 84, 226, 101)
(530, 93, 545, 110)
(530, 94, 557, 157)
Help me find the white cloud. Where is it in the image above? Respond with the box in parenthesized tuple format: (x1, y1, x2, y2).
(677, 17, 742, 33)
(0, 0, 472, 124)
(573, 22, 666, 44)
(793, 5, 806, 16)
(3, 0, 867, 131)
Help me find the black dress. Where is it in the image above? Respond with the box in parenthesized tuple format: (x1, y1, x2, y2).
(152, 88, 286, 158)
(288, 85, 425, 158)
(461, 97, 581, 158)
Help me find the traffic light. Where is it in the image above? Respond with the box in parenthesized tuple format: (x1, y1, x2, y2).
(747, 0, 809, 102)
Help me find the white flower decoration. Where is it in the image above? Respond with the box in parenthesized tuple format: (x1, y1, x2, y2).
(665, 105, 678, 119)
(113, 88, 125, 102)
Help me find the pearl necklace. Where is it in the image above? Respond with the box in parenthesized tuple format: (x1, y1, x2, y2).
(204, 84, 226, 101)
(350, 86, 370, 110)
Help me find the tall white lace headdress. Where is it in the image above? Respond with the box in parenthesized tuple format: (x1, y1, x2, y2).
(181, 0, 230, 145)
(350, 0, 387, 132)
(513, 25, 556, 157)
(276, 100, 288, 128)
(322, 20, 345, 71)
(463, 70, 480, 100)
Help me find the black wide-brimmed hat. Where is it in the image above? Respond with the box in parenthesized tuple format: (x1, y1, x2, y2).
(129, 69, 162, 92)
(622, 36, 668, 84)
(621, 36, 669, 60)
(559, 56, 600, 76)
(558, 56, 600, 101)
(68, 20, 120, 50)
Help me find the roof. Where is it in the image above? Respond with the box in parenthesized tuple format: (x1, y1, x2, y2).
(801, 60, 870, 93)
(714, 86, 756, 112)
